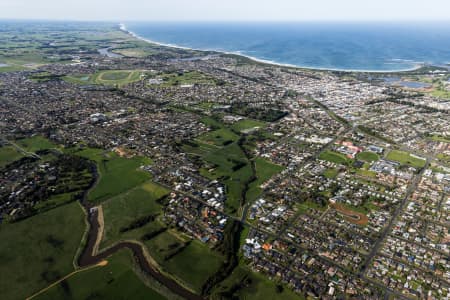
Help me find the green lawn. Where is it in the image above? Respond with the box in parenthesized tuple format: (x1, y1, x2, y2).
(356, 151, 379, 162)
(429, 135, 450, 143)
(76, 149, 152, 203)
(246, 158, 284, 202)
(35, 250, 166, 300)
(323, 168, 339, 179)
(16, 136, 56, 153)
(386, 150, 426, 168)
(0, 202, 86, 300)
(319, 150, 350, 165)
(0, 145, 23, 167)
(213, 266, 302, 300)
(100, 71, 131, 81)
(198, 128, 239, 146)
(63, 74, 91, 84)
(231, 119, 266, 133)
(101, 182, 169, 248)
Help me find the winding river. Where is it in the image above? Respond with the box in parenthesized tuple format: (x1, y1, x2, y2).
(77, 166, 203, 300)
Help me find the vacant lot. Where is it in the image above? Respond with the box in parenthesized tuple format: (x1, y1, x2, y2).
(0, 202, 85, 300)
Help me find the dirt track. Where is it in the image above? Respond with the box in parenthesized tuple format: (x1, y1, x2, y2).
(330, 203, 369, 225)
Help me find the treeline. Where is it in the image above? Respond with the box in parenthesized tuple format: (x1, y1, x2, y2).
(120, 213, 158, 233)
(356, 125, 395, 144)
(141, 227, 167, 241)
(230, 105, 288, 122)
(201, 220, 242, 296)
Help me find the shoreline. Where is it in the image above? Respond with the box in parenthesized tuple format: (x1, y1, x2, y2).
(118, 23, 424, 74)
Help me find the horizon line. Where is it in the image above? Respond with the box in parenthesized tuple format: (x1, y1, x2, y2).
(1, 17, 450, 24)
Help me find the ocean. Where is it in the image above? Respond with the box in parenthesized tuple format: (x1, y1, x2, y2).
(125, 22, 450, 72)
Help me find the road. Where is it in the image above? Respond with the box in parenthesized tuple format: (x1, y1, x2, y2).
(359, 158, 430, 275)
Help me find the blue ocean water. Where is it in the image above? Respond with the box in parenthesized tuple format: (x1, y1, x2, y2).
(125, 22, 450, 72)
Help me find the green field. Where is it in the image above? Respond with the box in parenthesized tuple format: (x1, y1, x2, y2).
(198, 128, 239, 146)
(356, 151, 379, 162)
(65, 70, 144, 87)
(323, 168, 339, 179)
(0, 64, 26, 72)
(16, 136, 57, 153)
(231, 119, 266, 133)
(246, 158, 284, 202)
(0, 202, 86, 300)
(0, 145, 23, 167)
(429, 135, 450, 143)
(144, 230, 186, 264)
(386, 150, 426, 168)
(201, 143, 253, 213)
(35, 250, 166, 300)
(162, 240, 224, 294)
(113, 48, 154, 58)
(144, 232, 224, 294)
(213, 266, 302, 300)
(101, 182, 169, 248)
(150, 71, 217, 87)
(319, 150, 350, 165)
(356, 168, 378, 178)
(76, 149, 152, 203)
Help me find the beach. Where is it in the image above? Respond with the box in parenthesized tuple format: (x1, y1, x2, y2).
(118, 22, 450, 72)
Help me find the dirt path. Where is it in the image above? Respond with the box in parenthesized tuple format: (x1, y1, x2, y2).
(92, 205, 104, 255)
(26, 260, 108, 300)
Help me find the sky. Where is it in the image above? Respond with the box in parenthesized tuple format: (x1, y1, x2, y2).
(0, 0, 449, 22)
